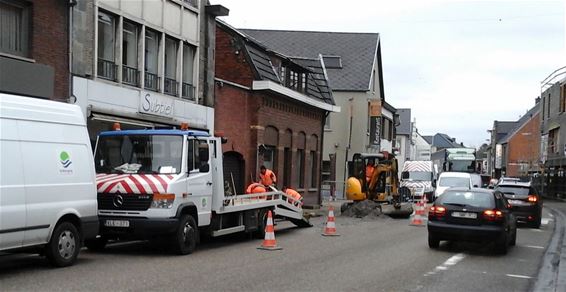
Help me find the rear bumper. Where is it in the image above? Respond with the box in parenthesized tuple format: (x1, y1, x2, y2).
(81, 215, 100, 240)
(510, 204, 541, 222)
(99, 216, 180, 239)
(428, 221, 505, 241)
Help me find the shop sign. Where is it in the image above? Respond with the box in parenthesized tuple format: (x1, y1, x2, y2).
(369, 100, 381, 147)
(139, 93, 174, 118)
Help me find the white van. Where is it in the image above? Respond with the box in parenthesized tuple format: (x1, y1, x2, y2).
(434, 172, 473, 199)
(0, 93, 98, 267)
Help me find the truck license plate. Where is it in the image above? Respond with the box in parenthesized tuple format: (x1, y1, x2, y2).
(451, 212, 477, 219)
(105, 220, 130, 228)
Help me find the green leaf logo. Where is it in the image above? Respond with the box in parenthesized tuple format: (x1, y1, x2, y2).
(60, 151, 72, 168)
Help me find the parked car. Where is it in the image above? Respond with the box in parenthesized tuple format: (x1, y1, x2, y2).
(0, 93, 98, 267)
(495, 181, 542, 228)
(427, 188, 517, 254)
(434, 172, 473, 199)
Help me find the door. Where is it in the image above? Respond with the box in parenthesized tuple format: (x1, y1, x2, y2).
(0, 120, 26, 249)
(187, 138, 213, 226)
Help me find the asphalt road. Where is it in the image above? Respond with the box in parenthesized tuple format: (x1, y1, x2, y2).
(0, 202, 562, 292)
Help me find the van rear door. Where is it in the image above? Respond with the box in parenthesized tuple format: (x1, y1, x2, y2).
(0, 119, 26, 249)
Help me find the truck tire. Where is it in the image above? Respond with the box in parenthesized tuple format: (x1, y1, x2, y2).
(84, 236, 108, 251)
(45, 221, 81, 267)
(254, 209, 268, 239)
(173, 215, 198, 255)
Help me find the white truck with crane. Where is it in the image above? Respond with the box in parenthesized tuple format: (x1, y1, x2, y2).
(87, 124, 310, 254)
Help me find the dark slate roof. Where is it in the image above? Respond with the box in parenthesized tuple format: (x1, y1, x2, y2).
(382, 100, 396, 113)
(396, 108, 412, 135)
(494, 121, 518, 143)
(217, 21, 334, 106)
(423, 136, 433, 144)
(429, 133, 463, 148)
(499, 103, 540, 144)
(240, 29, 380, 92)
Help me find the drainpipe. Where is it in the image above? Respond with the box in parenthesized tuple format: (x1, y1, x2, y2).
(68, 0, 77, 103)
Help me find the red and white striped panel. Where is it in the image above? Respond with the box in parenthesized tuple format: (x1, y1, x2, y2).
(96, 173, 175, 194)
(403, 162, 431, 172)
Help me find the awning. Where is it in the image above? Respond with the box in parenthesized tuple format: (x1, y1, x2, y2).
(548, 122, 560, 131)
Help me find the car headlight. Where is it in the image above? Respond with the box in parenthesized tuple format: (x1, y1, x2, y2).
(151, 193, 175, 209)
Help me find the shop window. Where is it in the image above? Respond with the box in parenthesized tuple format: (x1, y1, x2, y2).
(97, 10, 117, 81)
(122, 21, 139, 86)
(182, 43, 196, 100)
(164, 37, 178, 96)
(144, 29, 160, 91)
(0, 0, 30, 57)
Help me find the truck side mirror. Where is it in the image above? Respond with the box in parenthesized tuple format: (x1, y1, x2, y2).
(432, 180, 436, 188)
(199, 163, 210, 173)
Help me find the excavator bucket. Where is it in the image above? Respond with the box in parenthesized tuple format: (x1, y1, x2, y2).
(381, 203, 414, 218)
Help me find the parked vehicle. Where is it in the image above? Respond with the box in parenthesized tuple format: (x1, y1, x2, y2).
(400, 160, 436, 202)
(90, 125, 310, 254)
(434, 172, 474, 199)
(0, 93, 99, 267)
(427, 188, 517, 254)
(470, 174, 482, 188)
(495, 181, 542, 228)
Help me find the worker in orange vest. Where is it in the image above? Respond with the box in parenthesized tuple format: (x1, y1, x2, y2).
(259, 165, 277, 188)
(365, 160, 375, 183)
(282, 186, 303, 205)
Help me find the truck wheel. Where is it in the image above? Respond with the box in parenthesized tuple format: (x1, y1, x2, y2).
(254, 209, 268, 239)
(173, 215, 198, 255)
(45, 221, 81, 267)
(84, 236, 108, 251)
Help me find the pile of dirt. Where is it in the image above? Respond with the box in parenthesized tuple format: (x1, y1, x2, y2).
(340, 200, 382, 218)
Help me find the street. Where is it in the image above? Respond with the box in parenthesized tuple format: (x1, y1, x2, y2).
(1, 201, 563, 292)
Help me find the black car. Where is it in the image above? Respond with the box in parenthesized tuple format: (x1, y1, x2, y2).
(427, 188, 517, 254)
(495, 182, 542, 228)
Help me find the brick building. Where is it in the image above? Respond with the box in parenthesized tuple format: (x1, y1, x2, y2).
(499, 101, 540, 177)
(0, 0, 69, 100)
(214, 21, 339, 206)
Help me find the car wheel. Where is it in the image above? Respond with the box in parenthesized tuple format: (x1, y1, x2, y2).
(530, 216, 542, 229)
(45, 221, 81, 267)
(495, 232, 508, 255)
(510, 229, 516, 246)
(84, 236, 108, 251)
(173, 215, 198, 255)
(428, 232, 440, 249)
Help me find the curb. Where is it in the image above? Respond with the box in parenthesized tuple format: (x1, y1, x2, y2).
(532, 206, 566, 292)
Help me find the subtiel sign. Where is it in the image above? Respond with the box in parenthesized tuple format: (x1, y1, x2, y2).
(369, 100, 381, 148)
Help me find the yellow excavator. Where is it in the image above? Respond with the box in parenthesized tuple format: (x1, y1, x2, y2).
(344, 152, 413, 217)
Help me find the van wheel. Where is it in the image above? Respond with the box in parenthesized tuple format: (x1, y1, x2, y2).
(45, 222, 81, 267)
(173, 215, 198, 255)
(84, 236, 108, 251)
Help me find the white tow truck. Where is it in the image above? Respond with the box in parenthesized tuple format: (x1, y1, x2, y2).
(88, 125, 310, 254)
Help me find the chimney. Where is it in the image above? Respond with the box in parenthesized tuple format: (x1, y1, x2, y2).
(535, 96, 540, 104)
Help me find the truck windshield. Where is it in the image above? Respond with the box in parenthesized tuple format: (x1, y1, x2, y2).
(95, 135, 183, 174)
(448, 160, 475, 172)
(402, 171, 431, 181)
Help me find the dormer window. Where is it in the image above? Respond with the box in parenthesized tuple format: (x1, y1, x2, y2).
(278, 65, 307, 93)
(322, 55, 342, 69)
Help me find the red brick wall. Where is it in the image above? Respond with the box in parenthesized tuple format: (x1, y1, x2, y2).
(32, 0, 69, 101)
(215, 26, 255, 88)
(506, 112, 540, 177)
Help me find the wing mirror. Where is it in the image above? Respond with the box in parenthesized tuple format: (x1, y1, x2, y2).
(199, 163, 210, 173)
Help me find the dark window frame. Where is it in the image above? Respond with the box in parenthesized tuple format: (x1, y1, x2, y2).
(0, 0, 30, 58)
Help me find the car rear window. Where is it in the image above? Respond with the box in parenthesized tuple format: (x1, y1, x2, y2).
(438, 177, 469, 187)
(438, 191, 495, 208)
(495, 186, 530, 196)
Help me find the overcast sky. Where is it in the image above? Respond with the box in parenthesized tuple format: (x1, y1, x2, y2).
(212, 0, 565, 148)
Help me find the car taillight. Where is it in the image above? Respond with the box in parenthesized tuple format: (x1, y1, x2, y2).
(483, 209, 504, 221)
(528, 195, 538, 203)
(429, 206, 446, 218)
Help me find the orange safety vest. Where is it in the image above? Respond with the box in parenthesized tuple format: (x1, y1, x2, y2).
(259, 169, 277, 186)
(246, 183, 266, 194)
(285, 188, 303, 202)
(365, 165, 375, 182)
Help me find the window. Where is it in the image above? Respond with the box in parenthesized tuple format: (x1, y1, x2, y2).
(381, 117, 392, 141)
(122, 21, 139, 86)
(561, 85, 566, 113)
(164, 37, 178, 96)
(296, 149, 305, 188)
(97, 10, 117, 80)
(324, 114, 331, 130)
(144, 29, 160, 91)
(322, 55, 342, 69)
(549, 128, 559, 154)
(309, 151, 317, 188)
(182, 43, 196, 100)
(321, 160, 331, 183)
(262, 146, 277, 171)
(547, 93, 551, 118)
(187, 139, 209, 172)
(0, 0, 30, 57)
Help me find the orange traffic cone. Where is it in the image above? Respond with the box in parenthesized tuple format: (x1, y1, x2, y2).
(322, 206, 340, 236)
(409, 195, 428, 226)
(257, 210, 282, 250)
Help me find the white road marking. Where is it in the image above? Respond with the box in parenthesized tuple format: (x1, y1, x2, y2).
(522, 245, 545, 249)
(424, 253, 466, 277)
(541, 218, 553, 225)
(527, 228, 544, 232)
(506, 274, 532, 279)
(548, 213, 554, 218)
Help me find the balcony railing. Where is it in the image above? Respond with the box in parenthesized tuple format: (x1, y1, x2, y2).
(182, 82, 195, 100)
(164, 78, 178, 96)
(98, 59, 117, 81)
(122, 65, 140, 87)
(144, 72, 160, 92)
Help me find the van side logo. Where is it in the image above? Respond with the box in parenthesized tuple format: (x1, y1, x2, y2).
(60, 151, 72, 168)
